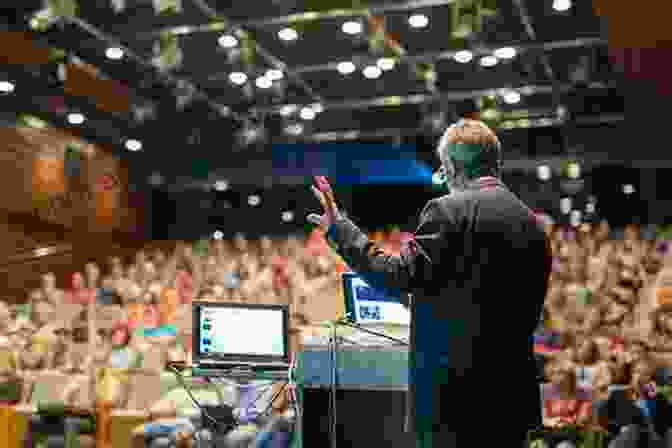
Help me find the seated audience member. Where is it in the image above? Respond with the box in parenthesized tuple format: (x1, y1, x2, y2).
(65, 272, 95, 305)
(542, 361, 593, 428)
(573, 338, 601, 389)
(649, 305, 672, 352)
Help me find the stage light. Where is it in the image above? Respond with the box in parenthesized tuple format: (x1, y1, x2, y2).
(280, 104, 297, 116)
(218, 34, 238, 48)
(229, 72, 248, 85)
(281, 211, 294, 222)
(377, 58, 396, 71)
(502, 90, 521, 104)
(570, 210, 582, 227)
(537, 165, 551, 181)
(266, 69, 283, 81)
(553, 0, 572, 11)
(560, 197, 572, 214)
(311, 103, 324, 114)
(255, 76, 272, 89)
(362, 65, 382, 79)
(453, 50, 473, 63)
(337, 61, 357, 75)
(342, 21, 363, 35)
(479, 55, 498, 67)
(408, 14, 429, 28)
(213, 230, 224, 240)
(284, 123, 304, 136)
(586, 202, 596, 213)
(278, 27, 298, 41)
(299, 107, 316, 120)
(105, 47, 124, 60)
(623, 184, 635, 195)
(494, 47, 517, 59)
(0, 81, 15, 93)
(214, 180, 229, 191)
(125, 139, 142, 151)
(248, 195, 261, 206)
(567, 162, 581, 179)
(67, 113, 85, 125)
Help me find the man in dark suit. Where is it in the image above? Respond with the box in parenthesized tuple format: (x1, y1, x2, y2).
(307, 119, 553, 448)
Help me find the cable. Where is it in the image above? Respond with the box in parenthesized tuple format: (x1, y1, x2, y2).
(169, 365, 220, 429)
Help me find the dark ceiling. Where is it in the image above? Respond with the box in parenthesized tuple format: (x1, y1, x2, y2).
(0, 0, 625, 190)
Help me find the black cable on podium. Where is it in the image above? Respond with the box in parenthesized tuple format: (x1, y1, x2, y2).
(323, 313, 410, 448)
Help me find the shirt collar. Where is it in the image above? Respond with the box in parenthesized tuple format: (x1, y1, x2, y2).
(464, 176, 506, 191)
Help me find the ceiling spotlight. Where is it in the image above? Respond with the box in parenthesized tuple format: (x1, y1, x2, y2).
(299, 107, 316, 120)
(284, 123, 304, 136)
(560, 197, 572, 215)
(281, 211, 294, 222)
(586, 202, 596, 214)
(213, 230, 224, 240)
(537, 165, 551, 181)
(248, 195, 261, 206)
(218, 34, 238, 48)
(479, 55, 499, 67)
(570, 210, 582, 227)
(337, 61, 357, 75)
(214, 180, 229, 191)
(553, 0, 572, 11)
(377, 58, 396, 71)
(623, 184, 635, 195)
(0, 81, 15, 93)
(567, 162, 581, 179)
(341, 21, 363, 35)
(362, 65, 382, 79)
(280, 104, 297, 116)
(105, 47, 124, 60)
(278, 27, 299, 41)
(255, 76, 272, 89)
(502, 90, 521, 104)
(125, 139, 142, 151)
(408, 14, 429, 28)
(67, 113, 85, 125)
(311, 103, 324, 114)
(453, 50, 474, 63)
(229, 72, 248, 85)
(266, 69, 283, 81)
(494, 47, 517, 59)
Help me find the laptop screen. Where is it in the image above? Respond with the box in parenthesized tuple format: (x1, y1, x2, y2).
(192, 302, 289, 364)
(342, 272, 410, 325)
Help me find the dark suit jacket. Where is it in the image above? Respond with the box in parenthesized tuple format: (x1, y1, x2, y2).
(326, 177, 552, 445)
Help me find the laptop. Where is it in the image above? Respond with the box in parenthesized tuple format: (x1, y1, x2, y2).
(192, 302, 290, 373)
(342, 272, 410, 326)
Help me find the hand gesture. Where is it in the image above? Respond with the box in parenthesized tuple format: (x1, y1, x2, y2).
(307, 176, 342, 231)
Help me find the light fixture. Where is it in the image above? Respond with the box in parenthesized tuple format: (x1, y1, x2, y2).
(67, 113, 85, 125)
(560, 197, 572, 214)
(537, 165, 551, 181)
(229, 72, 248, 85)
(567, 162, 581, 179)
(502, 90, 521, 104)
(105, 47, 124, 60)
(280, 104, 297, 116)
(479, 55, 499, 67)
(553, 0, 572, 11)
(284, 123, 304, 136)
(337, 61, 357, 75)
(148, 172, 164, 186)
(281, 211, 294, 222)
(213, 230, 224, 240)
(453, 50, 473, 63)
(248, 195, 261, 206)
(311, 103, 324, 114)
(377, 58, 395, 71)
(341, 21, 363, 35)
(570, 210, 582, 227)
(255, 76, 272, 89)
(278, 27, 299, 41)
(266, 69, 283, 81)
(585, 202, 596, 214)
(214, 180, 229, 191)
(623, 184, 635, 195)
(408, 14, 429, 28)
(362, 65, 382, 79)
(494, 47, 517, 59)
(218, 34, 238, 48)
(125, 139, 142, 151)
(0, 81, 15, 93)
(299, 107, 316, 120)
